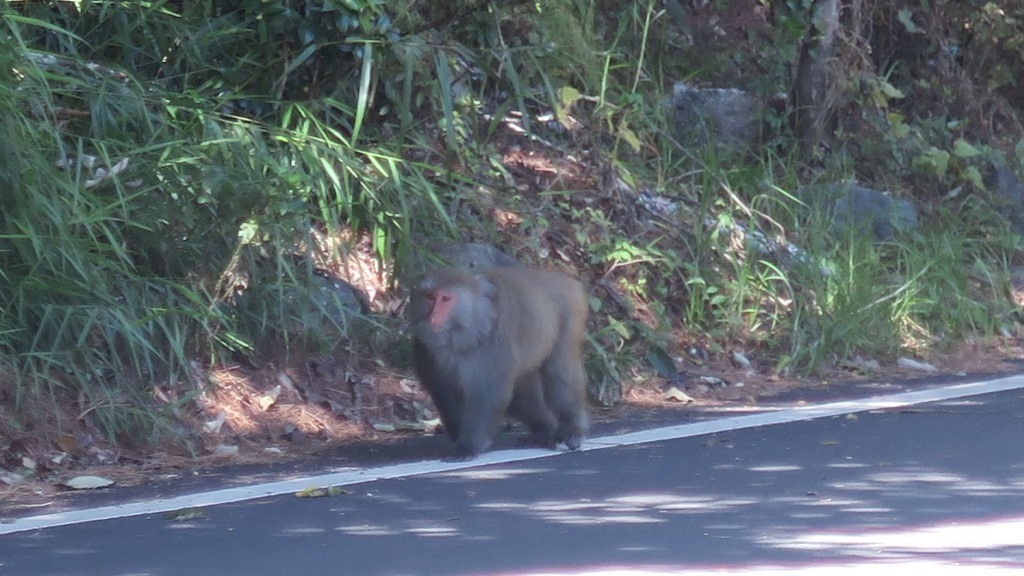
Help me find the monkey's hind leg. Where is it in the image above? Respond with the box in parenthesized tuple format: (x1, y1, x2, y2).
(539, 346, 590, 451)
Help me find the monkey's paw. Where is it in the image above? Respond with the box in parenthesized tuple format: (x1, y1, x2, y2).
(563, 435, 583, 451)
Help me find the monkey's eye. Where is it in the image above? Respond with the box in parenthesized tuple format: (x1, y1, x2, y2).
(440, 294, 451, 303)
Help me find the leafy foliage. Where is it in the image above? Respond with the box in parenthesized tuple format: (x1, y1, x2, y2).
(3, 0, 1024, 450)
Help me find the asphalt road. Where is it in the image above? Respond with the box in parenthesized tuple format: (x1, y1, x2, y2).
(3, 381, 1024, 575)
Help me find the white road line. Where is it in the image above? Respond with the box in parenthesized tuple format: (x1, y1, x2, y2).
(3, 373, 1023, 536)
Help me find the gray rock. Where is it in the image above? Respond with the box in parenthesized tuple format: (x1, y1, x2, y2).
(430, 241, 521, 270)
(401, 241, 521, 286)
(802, 182, 918, 240)
(232, 266, 371, 352)
(310, 271, 369, 314)
(669, 82, 764, 152)
(988, 165, 1024, 234)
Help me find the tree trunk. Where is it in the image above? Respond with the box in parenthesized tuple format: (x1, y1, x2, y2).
(792, 0, 841, 149)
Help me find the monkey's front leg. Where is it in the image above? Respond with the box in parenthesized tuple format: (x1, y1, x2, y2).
(450, 375, 515, 459)
(412, 341, 463, 441)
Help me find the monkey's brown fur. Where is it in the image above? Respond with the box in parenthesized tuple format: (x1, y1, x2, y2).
(409, 267, 589, 458)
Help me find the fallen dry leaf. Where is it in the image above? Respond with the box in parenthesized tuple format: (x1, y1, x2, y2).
(63, 475, 115, 490)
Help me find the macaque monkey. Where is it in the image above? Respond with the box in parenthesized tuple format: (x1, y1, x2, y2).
(409, 267, 589, 458)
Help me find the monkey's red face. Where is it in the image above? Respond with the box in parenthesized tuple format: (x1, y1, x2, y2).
(410, 269, 495, 352)
(425, 289, 456, 331)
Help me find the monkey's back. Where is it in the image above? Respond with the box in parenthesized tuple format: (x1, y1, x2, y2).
(482, 267, 587, 371)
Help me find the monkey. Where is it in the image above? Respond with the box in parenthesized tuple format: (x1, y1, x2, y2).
(409, 266, 589, 458)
